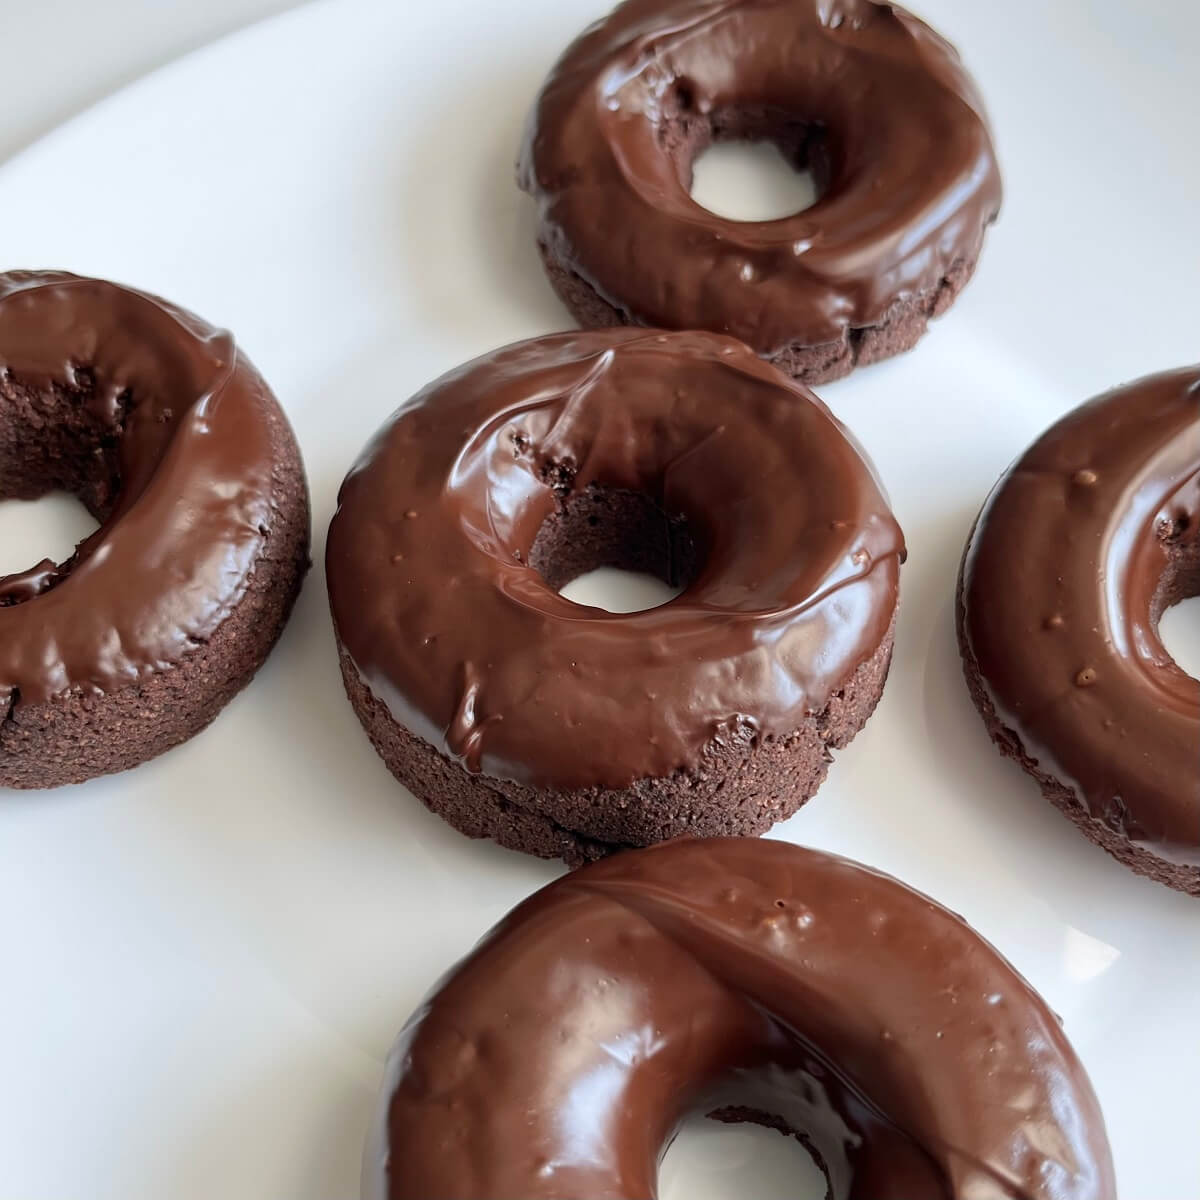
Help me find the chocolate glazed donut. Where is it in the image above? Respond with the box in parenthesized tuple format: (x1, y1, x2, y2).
(519, 0, 1002, 385)
(327, 330, 903, 862)
(0, 272, 310, 788)
(364, 837, 1115, 1200)
(959, 368, 1200, 895)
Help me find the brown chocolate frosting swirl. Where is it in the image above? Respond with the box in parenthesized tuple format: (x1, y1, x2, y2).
(0, 271, 294, 707)
(959, 367, 1200, 873)
(326, 329, 903, 791)
(518, 0, 1002, 352)
(364, 837, 1115, 1199)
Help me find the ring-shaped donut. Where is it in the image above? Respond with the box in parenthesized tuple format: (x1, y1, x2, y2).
(326, 330, 903, 861)
(0, 271, 310, 787)
(958, 367, 1200, 895)
(364, 837, 1115, 1199)
(519, 0, 1003, 383)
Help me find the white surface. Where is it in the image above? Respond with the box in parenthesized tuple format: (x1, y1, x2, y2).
(0, 0, 306, 163)
(0, 1, 1197, 1197)
(1161, 597, 1200, 681)
(560, 566, 682, 613)
(0, 494, 98, 576)
(691, 141, 820, 220)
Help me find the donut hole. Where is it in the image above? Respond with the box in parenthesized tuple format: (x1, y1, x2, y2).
(0, 370, 124, 603)
(675, 101, 830, 222)
(1155, 512, 1200, 678)
(661, 1112, 827, 1200)
(0, 493, 98, 582)
(1160, 597, 1200, 678)
(559, 565, 682, 613)
(529, 484, 698, 613)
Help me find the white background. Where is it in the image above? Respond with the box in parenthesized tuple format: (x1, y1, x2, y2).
(0, 2, 1197, 1198)
(0, 0, 308, 165)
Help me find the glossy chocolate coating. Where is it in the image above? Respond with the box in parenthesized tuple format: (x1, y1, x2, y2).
(960, 367, 1200, 869)
(326, 329, 903, 791)
(0, 271, 287, 705)
(364, 837, 1115, 1200)
(519, 0, 1002, 352)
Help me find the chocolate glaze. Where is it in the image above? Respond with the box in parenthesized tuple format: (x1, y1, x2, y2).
(0, 271, 292, 707)
(519, 0, 1002, 352)
(960, 367, 1200, 870)
(326, 329, 903, 791)
(364, 837, 1115, 1200)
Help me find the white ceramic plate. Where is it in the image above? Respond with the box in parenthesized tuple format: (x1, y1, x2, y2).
(0, 2, 1197, 1197)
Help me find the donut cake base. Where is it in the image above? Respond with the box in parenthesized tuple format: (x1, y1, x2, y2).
(341, 629, 892, 863)
(539, 243, 977, 388)
(957, 516, 1200, 896)
(339, 475, 895, 863)
(0, 374, 309, 787)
